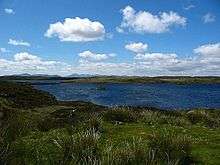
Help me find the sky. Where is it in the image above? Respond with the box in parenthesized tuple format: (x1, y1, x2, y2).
(0, 0, 220, 76)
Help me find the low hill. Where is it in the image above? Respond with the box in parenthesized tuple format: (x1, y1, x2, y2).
(0, 81, 57, 109)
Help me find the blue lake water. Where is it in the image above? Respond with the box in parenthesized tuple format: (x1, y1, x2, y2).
(34, 83, 220, 110)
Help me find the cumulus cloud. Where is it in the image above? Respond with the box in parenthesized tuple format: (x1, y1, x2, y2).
(125, 42, 148, 53)
(0, 52, 70, 75)
(0, 43, 220, 76)
(203, 13, 215, 23)
(72, 61, 134, 76)
(0, 48, 7, 53)
(75, 43, 220, 76)
(78, 51, 115, 62)
(133, 43, 220, 76)
(8, 39, 30, 47)
(117, 6, 186, 34)
(45, 17, 105, 42)
(14, 52, 41, 62)
(116, 27, 124, 33)
(194, 43, 220, 56)
(4, 8, 15, 14)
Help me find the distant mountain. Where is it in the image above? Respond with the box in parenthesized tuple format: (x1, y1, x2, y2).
(15, 73, 32, 77)
(10, 73, 61, 78)
(67, 73, 102, 78)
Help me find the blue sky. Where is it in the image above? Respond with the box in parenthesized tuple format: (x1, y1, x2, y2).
(0, 0, 220, 76)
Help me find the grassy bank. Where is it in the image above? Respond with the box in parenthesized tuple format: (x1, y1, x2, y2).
(0, 81, 220, 164)
(62, 76, 220, 84)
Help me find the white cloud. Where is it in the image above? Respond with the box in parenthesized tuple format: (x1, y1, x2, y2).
(78, 51, 115, 62)
(0, 43, 220, 76)
(45, 17, 105, 42)
(116, 27, 124, 33)
(133, 43, 220, 76)
(8, 39, 30, 47)
(14, 52, 41, 62)
(118, 6, 186, 34)
(194, 43, 220, 57)
(0, 48, 7, 53)
(203, 13, 215, 23)
(4, 8, 15, 14)
(135, 53, 178, 63)
(193, 43, 220, 67)
(75, 43, 220, 76)
(0, 52, 70, 75)
(183, 4, 195, 10)
(125, 42, 148, 53)
(74, 61, 134, 76)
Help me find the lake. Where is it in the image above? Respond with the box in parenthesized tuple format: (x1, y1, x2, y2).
(34, 83, 220, 110)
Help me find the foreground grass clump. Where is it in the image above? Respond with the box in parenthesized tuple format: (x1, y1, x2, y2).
(148, 130, 194, 164)
(186, 110, 220, 128)
(54, 129, 101, 164)
(141, 110, 190, 127)
(103, 107, 138, 123)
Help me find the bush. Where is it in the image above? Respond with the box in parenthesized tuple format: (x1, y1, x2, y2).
(103, 107, 138, 123)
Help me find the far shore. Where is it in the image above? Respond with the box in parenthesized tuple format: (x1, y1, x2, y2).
(1, 75, 220, 85)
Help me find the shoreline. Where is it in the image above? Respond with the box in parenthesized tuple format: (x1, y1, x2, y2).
(1, 76, 220, 85)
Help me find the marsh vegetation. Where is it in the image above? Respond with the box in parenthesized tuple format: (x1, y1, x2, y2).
(0, 81, 220, 164)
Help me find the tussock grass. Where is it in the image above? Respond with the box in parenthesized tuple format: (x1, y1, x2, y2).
(148, 130, 194, 164)
(103, 107, 138, 123)
(86, 115, 103, 132)
(141, 110, 190, 127)
(54, 129, 101, 164)
(186, 110, 220, 128)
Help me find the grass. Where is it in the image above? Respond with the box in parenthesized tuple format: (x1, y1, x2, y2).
(0, 81, 220, 164)
(61, 76, 220, 84)
(0, 81, 57, 109)
(1, 75, 220, 85)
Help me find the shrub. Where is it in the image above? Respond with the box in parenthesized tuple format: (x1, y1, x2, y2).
(103, 107, 138, 123)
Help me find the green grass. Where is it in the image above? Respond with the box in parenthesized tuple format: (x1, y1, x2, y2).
(0, 81, 57, 109)
(0, 81, 220, 164)
(1, 75, 219, 84)
(62, 76, 220, 84)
